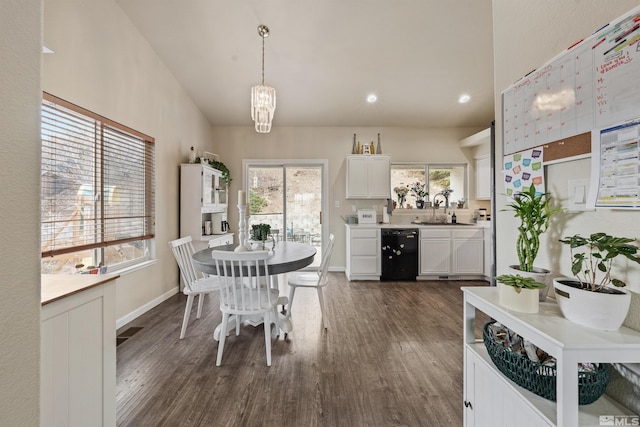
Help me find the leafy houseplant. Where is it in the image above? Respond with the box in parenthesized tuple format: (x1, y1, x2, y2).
(196, 157, 232, 186)
(496, 274, 546, 313)
(554, 232, 640, 331)
(503, 185, 562, 301)
(559, 233, 640, 291)
(409, 182, 429, 209)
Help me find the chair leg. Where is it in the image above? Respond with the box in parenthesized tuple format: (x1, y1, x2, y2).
(317, 287, 327, 330)
(286, 286, 297, 319)
(216, 312, 229, 366)
(263, 310, 272, 366)
(235, 315, 241, 336)
(196, 293, 205, 319)
(180, 295, 195, 339)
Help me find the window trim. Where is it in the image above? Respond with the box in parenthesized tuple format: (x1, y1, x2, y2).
(41, 92, 155, 269)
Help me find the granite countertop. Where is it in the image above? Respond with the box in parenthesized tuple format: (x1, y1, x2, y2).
(41, 273, 120, 305)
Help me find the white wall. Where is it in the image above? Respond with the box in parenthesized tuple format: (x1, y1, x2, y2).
(0, 0, 42, 424)
(43, 0, 215, 320)
(211, 126, 485, 267)
(493, 0, 640, 329)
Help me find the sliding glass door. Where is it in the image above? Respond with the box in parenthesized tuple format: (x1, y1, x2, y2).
(244, 160, 327, 268)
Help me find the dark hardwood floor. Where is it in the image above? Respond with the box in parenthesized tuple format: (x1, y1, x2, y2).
(116, 273, 489, 427)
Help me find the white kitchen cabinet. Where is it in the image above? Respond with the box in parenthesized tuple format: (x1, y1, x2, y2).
(452, 229, 484, 274)
(475, 156, 491, 200)
(41, 275, 117, 427)
(346, 155, 390, 199)
(180, 163, 231, 244)
(465, 346, 552, 427)
(345, 225, 381, 280)
(462, 287, 640, 427)
(419, 227, 483, 278)
(419, 228, 451, 275)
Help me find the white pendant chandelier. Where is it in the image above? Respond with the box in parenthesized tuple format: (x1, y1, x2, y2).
(251, 25, 276, 133)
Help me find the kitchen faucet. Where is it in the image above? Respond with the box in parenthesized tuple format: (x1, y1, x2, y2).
(432, 192, 448, 215)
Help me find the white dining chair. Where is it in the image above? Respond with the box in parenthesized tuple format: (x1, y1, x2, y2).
(286, 233, 335, 329)
(211, 249, 280, 366)
(169, 236, 222, 339)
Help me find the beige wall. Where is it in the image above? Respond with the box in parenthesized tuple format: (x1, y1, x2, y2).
(43, 0, 215, 321)
(493, 0, 640, 328)
(0, 0, 42, 424)
(212, 126, 485, 267)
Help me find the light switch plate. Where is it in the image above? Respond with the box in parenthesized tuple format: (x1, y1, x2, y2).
(568, 178, 594, 212)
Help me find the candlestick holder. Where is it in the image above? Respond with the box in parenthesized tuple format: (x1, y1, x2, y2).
(234, 204, 250, 252)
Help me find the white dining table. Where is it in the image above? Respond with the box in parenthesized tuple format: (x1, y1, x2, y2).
(192, 240, 317, 340)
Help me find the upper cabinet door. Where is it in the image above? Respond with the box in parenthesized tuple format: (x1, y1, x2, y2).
(475, 156, 491, 200)
(367, 156, 391, 198)
(346, 155, 390, 199)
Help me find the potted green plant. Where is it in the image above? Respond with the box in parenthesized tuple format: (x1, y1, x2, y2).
(554, 232, 640, 330)
(496, 274, 547, 313)
(502, 185, 562, 301)
(409, 182, 429, 209)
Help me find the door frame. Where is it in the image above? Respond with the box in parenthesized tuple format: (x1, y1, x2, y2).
(242, 159, 329, 268)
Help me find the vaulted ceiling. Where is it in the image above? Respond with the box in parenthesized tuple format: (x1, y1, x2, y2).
(117, 0, 495, 128)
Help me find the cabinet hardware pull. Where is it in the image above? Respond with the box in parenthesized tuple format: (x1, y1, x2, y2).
(464, 400, 473, 409)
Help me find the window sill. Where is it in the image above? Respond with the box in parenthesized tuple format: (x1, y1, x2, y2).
(110, 259, 158, 276)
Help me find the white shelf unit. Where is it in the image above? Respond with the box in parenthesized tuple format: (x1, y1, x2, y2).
(180, 163, 232, 246)
(462, 286, 640, 427)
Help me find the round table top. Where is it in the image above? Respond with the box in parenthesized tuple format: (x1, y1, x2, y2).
(192, 241, 317, 275)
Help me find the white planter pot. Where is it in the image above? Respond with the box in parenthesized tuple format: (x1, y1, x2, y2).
(508, 265, 552, 302)
(553, 278, 631, 331)
(498, 283, 539, 313)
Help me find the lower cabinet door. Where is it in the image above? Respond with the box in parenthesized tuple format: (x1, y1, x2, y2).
(465, 346, 552, 427)
(420, 238, 451, 275)
(351, 256, 380, 275)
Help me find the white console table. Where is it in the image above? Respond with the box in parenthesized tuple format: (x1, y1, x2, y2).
(462, 286, 640, 427)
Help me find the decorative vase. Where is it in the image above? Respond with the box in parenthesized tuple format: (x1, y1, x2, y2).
(376, 133, 382, 154)
(416, 200, 424, 209)
(508, 265, 552, 302)
(553, 278, 631, 331)
(498, 282, 539, 313)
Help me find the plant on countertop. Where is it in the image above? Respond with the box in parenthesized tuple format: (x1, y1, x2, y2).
(559, 233, 640, 291)
(503, 185, 562, 272)
(409, 182, 428, 200)
(495, 274, 547, 294)
(394, 185, 409, 208)
(196, 157, 232, 186)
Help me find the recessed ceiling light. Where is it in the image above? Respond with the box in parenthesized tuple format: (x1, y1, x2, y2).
(458, 94, 471, 104)
(367, 94, 377, 103)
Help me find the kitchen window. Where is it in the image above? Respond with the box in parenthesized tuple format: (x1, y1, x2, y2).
(40, 92, 155, 274)
(390, 163, 467, 208)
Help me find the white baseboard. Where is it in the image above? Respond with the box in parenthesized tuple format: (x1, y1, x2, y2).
(116, 287, 179, 329)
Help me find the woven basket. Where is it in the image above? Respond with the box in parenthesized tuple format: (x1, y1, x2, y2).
(482, 322, 609, 405)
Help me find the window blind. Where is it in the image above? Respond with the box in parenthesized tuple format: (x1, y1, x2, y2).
(41, 92, 155, 258)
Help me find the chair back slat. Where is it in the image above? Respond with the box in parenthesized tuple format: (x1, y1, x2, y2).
(169, 236, 204, 291)
(317, 233, 335, 286)
(211, 250, 275, 314)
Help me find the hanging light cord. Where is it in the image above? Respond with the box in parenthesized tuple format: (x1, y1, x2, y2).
(261, 34, 265, 86)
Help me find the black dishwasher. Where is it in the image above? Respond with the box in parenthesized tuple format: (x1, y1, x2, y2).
(381, 228, 419, 281)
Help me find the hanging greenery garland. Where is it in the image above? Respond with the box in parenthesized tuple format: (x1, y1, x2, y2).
(196, 157, 232, 186)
